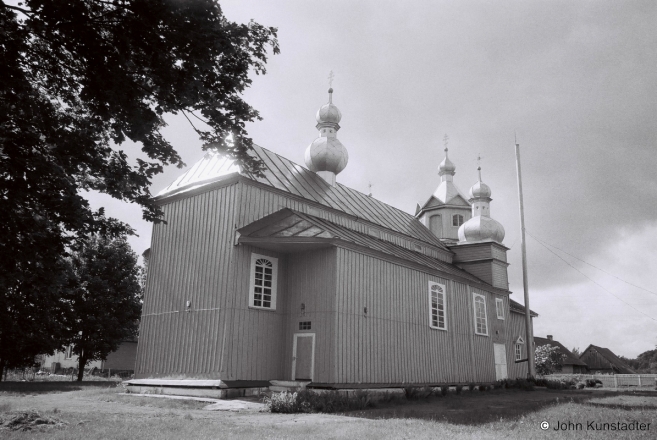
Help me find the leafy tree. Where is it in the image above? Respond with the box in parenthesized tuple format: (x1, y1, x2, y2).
(64, 234, 142, 381)
(535, 345, 567, 376)
(571, 347, 581, 357)
(0, 0, 278, 374)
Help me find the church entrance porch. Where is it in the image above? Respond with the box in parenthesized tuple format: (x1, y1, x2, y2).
(292, 333, 315, 381)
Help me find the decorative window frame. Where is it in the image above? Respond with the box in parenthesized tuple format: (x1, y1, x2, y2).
(428, 281, 447, 331)
(452, 214, 464, 227)
(515, 343, 522, 361)
(515, 336, 525, 361)
(472, 292, 489, 336)
(495, 297, 505, 320)
(249, 253, 278, 311)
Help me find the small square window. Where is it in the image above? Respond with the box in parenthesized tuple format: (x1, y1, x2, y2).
(299, 321, 311, 330)
(452, 214, 464, 227)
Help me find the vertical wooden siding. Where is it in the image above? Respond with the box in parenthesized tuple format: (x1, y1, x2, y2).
(283, 248, 337, 383)
(334, 247, 498, 384)
(135, 183, 287, 380)
(506, 311, 530, 379)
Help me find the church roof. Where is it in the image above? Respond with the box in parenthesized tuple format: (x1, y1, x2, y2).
(157, 145, 449, 251)
(238, 208, 485, 284)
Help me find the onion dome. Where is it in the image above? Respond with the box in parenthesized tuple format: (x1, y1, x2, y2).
(315, 88, 342, 124)
(305, 88, 348, 183)
(458, 166, 505, 243)
(439, 148, 456, 176)
(458, 216, 505, 243)
(469, 180, 491, 199)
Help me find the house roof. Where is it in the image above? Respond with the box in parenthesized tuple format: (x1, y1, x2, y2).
(534, 337, 587, 367)
(581, 344, 636, 374)
(238, 208, 487, 285)
(509, 298, 538, 317)
(156, 145, 449, 251)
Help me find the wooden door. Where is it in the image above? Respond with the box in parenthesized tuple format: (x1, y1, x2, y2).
(292, 333, 315, 381)
(494, 343, 508, 380)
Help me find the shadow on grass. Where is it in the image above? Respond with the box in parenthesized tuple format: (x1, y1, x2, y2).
(345, 389, 623, 425)
(0, 381, 121, 395)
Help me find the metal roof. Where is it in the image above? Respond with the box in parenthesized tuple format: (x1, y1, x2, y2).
(157, 145, 449, 251)
(238, 208, 486, 284)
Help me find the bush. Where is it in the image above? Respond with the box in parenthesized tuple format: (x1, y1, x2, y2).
(440, 385, 449, 396)
(264, 391, 300, 413)
(468, 383, 476, 392)
(455, 385, 463, 395)
(576, 382, 585, 389)
(478, 384, 487, 392)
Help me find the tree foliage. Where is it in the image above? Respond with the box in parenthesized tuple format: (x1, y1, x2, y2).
(535, 345, 567, 376)
(0, 0, 278, 373)
(621, 348, 657, 373)
(64, 234, 142, 381)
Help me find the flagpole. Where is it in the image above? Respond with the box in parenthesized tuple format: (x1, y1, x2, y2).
(515, 138, 536, 378)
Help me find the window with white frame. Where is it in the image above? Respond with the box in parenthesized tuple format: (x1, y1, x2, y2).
(515, 343, 522, 361)
(65, 345, 73, 359)
(452, 214, 464, 227)
(429, 282, 447, 330)
(473, 293, 488, 336)
(495, 297, 504, 320)
(249, 253, 278, 310)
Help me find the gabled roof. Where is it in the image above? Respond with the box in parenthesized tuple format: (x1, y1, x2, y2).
(534, 337, 588, 367)
(509, 298, 538, 317)
(156, 145, 448, 251)
(581, 344, 636, 374)
(238, 208, 488, 285)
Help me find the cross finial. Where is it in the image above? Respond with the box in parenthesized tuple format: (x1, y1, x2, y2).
(443, 134, 449, 152)
(477, 154, 483, 181)
(368, 182, 373, 197)
(328, 70, 335, 88)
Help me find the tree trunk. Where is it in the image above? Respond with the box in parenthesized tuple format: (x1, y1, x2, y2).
(77, 354, 87, 382)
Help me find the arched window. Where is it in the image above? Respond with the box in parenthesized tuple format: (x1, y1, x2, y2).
(452, 214, 464, 227)
(249, 254, 278, 310)
(428, 282, 447, 330)
(473, 293, 488, 336)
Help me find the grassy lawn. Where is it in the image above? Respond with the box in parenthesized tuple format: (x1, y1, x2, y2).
(1, 383, 655, 439)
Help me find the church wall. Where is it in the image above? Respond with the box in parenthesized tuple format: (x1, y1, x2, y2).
(507, 311, 531, 379)
(135, 183, 288, 380)
(283, 248, 337, 383)
(333, 247, 499, 385)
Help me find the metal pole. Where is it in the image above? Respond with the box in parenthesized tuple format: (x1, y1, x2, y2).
(515, 141, 536, 378)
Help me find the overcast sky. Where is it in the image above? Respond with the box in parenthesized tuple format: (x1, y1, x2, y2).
(89, 0, 657, 358)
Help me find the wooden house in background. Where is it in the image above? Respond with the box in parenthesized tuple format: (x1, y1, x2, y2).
(534, 335, 588, 374)
(580, 344, 635, 374)
(130, 88, 537, 393)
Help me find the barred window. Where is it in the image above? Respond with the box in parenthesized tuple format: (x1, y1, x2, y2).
(249, 254, 278, 310)
(452, 214, 464, 227)
(473, 293, 488, 336)
(429, 282, 447, 330)
(299, 321, 311, 330)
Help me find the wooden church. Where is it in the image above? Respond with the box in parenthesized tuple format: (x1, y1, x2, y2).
(130, 88, 536, 392)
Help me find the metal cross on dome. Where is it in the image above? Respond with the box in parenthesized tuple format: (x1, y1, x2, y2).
(328, 70, 335, 88)
(443, 134, 449, 151)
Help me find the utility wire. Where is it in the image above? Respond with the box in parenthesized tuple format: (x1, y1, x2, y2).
(526, 232, 657, 323)
(528, 232, 657, 297)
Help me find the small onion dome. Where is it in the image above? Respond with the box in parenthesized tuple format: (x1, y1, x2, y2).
(470, 180, 491, 199)
(305, 136, 348, 174)
(316, 88, 342, 124)
(458, 216, 506, 243)
(439, 155, 456, 175)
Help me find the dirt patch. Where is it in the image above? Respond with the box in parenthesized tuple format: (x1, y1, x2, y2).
(0, 411, 68, 432)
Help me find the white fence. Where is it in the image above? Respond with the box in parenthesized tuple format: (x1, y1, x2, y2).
(546, 374, 657, 388)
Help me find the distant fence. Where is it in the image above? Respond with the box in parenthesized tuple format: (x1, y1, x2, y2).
(547, 374, 657, 388)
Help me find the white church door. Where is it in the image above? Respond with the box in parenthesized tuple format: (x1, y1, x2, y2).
(493, 343, 508, 380)
(292, 333, 315, 381)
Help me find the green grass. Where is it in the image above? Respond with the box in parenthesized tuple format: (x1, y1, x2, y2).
(0, 381, 121, 395)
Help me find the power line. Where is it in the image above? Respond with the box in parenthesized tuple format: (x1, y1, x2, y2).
(528, 232, 657, 297)
(526, 232, 657, 323)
